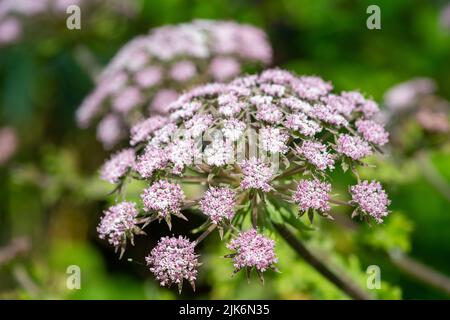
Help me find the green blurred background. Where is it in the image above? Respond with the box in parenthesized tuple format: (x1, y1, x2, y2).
(1, 0, 449, 300)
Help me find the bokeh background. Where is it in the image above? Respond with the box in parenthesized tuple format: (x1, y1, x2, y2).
(1, 0, 449, 299)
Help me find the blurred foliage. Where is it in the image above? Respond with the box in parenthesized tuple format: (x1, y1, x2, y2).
(1, 0, 450, 299)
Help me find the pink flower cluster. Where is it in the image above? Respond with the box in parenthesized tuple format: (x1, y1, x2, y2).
(76, 20, 272, 149)
(226, 229, 278, 272)
(350, 180, 390, 223)
(240, 158, 273, 192)
(97, 202, 139, 250)
(146, 236, 198, 291)
(100, 148, 135, 184)
(141, 180, 185, 218)
(97, 68, 391, 292)
(199, 187, 236, 224)
(296, 140, 335, 171)
(293, 179, 331, 213)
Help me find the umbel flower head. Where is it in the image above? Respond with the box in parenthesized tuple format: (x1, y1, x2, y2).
(146, 236, 199, 293)
(226, 229, 278, 279)
(98, 68, 391, 292)
(76, 20, 272, 149)
(97, 201, 142, 255)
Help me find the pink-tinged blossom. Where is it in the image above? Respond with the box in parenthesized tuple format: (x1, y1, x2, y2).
(355, 119, 389, 145)
(209, 56, 240, 81)
(255, 103, 283, 124)
(226, 229, 277, 272)
(170, 101, 202, 121)
(199, 187, 236, 224)
(359, 99, 379, 118)
(204, 139, 233, 167)
(281, 97, 313, 114)
(416, 109, 450, 133)
(296, 140, 335, 171)
(97, 114, 123, 149)
(250, 95, 273, 106)
(146, 236, 198, 291)
(134, 66, 162, 88)
(97, 202, 139, 250)
(151, 89, 179, 114)
(258, 68, 295, 85)
(311, 103, 348, 127)
(167, 138, 201, 174)
(383, 78, 436, 112)
(240, 158, 273, 192)
(185, 114, 213, 138)
(260, 84, 286, 97)
(222, 119, 246, 141)
(0, 18, 21, 45)
(0, 127, 18, 166)
(321, 94, 354, 117)
(341, 91, 366, 106)
(284, 113, 322, 136)
(150, 123, 178, 146)
(293, 179, 331, 213)
(336, 134, 372, 160)
(259, 127, 289, 154)
(112, 86, 143, 114)
(141, 180, 185, 217)
(130, 115, 168, 146)
(134, 145, 168, 178)
(441, 4, 450, 29)
(100, 149, 135, 184)
(293, 76, 333, 100)
(170, 60, 197, 82)
(350, 180, 390, 223)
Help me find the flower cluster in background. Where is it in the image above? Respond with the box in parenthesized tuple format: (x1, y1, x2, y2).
(382, 78, 450, 154)
(76, 20, 272, 149)
(96, 68, 391, 292)
(0, 0, 85, 45)
(0, 0, 138, 46)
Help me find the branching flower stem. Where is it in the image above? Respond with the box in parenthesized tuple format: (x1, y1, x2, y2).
(273, 222, 372, 300)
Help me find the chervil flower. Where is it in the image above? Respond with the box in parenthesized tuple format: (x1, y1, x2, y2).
(170, 60, 197, 82)
(350, 180, 390, 223)
(296, 140, 335, 171)
(134, 145, 168, 178)
(100, 149, 135, 184)
(199, 187, 236, 224)
(112, 86, 143, 114)
(293, 179, 331, 213)
(146, 236, 199, 292)
(167, 137, 201, 174)
(355, 119, 389, 146)
(97, 114, 123, 149)
(222, 119, 246, 142)
(284, 113, 322, 136)
(226, 229, 278, 273)
(336, 134, 372, 160)
(141, 180, 185, 220)
(255, 103, 283, 124)
(76, 20, 272, 148)
(209, 56, 240, 81)
(240, 158, 273, 192)
(259, 127, 289, 154)
(204, 139, 233, 167)
(98, 69, 390, 291)
(97, 202, 139, 250)
(130, 116, 168, 146)
(185, 114, 213, 138)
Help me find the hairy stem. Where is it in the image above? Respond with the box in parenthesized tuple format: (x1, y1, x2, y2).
(274, 222, 372, 300)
